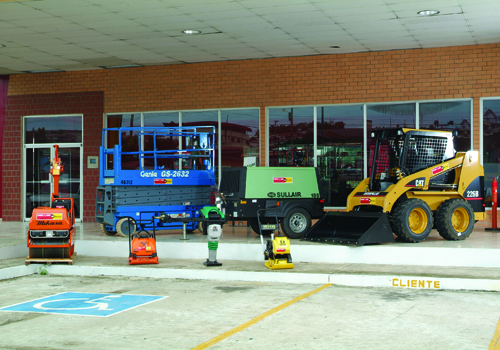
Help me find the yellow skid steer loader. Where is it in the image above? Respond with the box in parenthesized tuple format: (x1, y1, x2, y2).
(303, 128, 485, 245)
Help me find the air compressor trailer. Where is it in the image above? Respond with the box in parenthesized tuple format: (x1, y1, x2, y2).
(219, 167, 325, 239)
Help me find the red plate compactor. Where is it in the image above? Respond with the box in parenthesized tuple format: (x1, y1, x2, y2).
(127, 218, 158, 265)
(27, 145, 76, 263)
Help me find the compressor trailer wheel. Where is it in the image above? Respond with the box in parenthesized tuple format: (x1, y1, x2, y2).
(435, 199, 474, 240)
(281, 208, 312, 239)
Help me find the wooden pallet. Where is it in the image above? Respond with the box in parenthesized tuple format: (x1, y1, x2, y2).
(25, 252, 77, 266)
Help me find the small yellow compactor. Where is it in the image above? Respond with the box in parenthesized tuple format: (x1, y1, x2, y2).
(264, 234, 294, 270)
(257, 209, 294, 269)
(303, 128, 486, 245)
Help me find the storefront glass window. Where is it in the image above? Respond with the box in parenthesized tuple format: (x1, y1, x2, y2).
(25, 115, 82, 144)
(106, 114, 141, 170)
(142, 112, 180, 169)
(317, 105, 364, 206)
(367, 103, 416, 177)
(269, 107, 314, 167)
(143, 112, 179, 128)
(482, 99, 500, 207)
(220, 109, 260, 168)
(182, 111, 219, 180)
(367, 103, 416, 131)
(420, 100, 472, 152)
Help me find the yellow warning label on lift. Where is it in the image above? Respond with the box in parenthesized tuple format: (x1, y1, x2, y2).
(154, 179, 173, 184)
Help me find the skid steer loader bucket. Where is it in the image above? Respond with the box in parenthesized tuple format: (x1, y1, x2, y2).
(302, 212, 395, 246)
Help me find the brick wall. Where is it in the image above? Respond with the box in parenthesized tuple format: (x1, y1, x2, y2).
(3, 92, 103, 221)
(4, 43, 500, 222)
(0, 75, 8, 219)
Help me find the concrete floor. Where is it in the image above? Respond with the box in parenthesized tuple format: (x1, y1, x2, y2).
(0, 274, 499, 349)
(0, 220, 499, 349)
(2, 220, 500, 248)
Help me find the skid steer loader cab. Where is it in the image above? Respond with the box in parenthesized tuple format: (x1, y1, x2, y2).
(367, 129, 455, 194)
(303, 128, 485, 245)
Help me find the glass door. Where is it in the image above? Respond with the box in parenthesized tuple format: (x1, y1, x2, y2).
(57, 146, 81, 219)
(25, 146, 52, 218)
(23, 114, 83, 221)
(24, 145, 82, 221)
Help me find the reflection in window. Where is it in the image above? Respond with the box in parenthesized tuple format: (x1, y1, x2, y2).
(482, 99, 500, 207)
(269, 107, 314, 167)
(57, 147, 81, 218)
(24, 146, 81, 219)
(220, 109, 260, 168)
(106, 114, 141, 170)
(143, 112, 180, 169)
(182, 111, 218, 126)
(182, 111, 219, 180)
(25, 116, 82, 144)
(317, 105, 363, 206)
(144, 112, 179, 128)
(26, 148, 51, 183)
(23, 116, 83, 219)
(420, 100, 471, 152)
(106, 110, 261, 182)
(25, 148, 51, 217)
(367, 103, 416, 181)
(367, 103, 416, 130)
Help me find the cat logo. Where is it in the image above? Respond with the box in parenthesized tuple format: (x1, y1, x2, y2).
(405, 177, 426, 188)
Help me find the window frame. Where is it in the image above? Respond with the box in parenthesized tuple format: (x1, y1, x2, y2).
(267, 98, 474, 208)
(479, 97, 500, 209)
(105, 107, 261, 187)
(22, 114, 84, 222)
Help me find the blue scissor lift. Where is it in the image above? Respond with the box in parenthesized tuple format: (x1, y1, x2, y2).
(95, 126, 218, 236)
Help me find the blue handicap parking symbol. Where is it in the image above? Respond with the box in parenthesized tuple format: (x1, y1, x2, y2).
(0, 292, 166, 317)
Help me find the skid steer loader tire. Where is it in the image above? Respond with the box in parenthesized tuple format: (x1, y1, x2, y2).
(116, 217, 137, 237)
(100, 223, 117, 236)
(391, 199, 433, 243)
(281, 207, 311, 239)
(435, 199, 474, 241)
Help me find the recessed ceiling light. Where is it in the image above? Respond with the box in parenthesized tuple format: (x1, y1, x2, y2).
(182, 30, 201, 35)
(417, 10, 440, 16)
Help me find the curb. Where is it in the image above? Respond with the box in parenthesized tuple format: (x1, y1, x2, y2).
(2, 264, 499, 292)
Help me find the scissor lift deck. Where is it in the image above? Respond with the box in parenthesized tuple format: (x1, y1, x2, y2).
(95, 126, 217, 236)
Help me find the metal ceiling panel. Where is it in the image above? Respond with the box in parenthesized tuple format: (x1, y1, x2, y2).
(0, 0, 498, 74)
